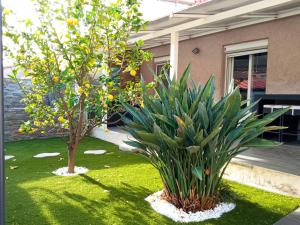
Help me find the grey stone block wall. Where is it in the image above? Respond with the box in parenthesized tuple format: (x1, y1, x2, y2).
(3, 78, 64, 142)
(4, 78, 27, 141)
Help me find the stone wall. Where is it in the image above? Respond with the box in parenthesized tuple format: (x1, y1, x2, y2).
(4, 78, 28, 141)
(3, 78, 64, 142)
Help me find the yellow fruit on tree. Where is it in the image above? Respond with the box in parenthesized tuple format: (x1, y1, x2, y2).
(34, 121, 41, 127)
(85, 83, 91, 89)
(77, 87, 84, 94)
(108, 81, 114, 87)
(130, 70, 137, 76)
(103, 103, 108, 109)
(18, 128, 24, 133)
(29, 128, 38, 134)
(52, 76, 59, 83)
(3, 8, 11, 15)
(32, 77, 38, 85)
(58, 116, 66, 123)
(66, 18, 72, 26)
(66, 18, 78, 26)
(107, 94, 114, 101)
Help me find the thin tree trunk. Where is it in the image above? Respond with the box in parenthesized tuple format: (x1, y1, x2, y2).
(67, 146, 76, 173)
(66, 92, 85, 173)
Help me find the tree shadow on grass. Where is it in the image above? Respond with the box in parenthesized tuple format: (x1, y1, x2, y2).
(76, 174, 285, 225)
(76, 174, 172, 225)
(6, 184, 52, 225)
(7, 173, 162, 225)
(11, 186, 106, 225)
(7, 173, 286, 225)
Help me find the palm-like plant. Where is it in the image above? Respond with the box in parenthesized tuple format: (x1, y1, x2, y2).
(123, 65, 287, 212)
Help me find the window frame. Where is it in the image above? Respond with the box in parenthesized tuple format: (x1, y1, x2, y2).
(155, 62, 170, 76)
(224, 40, 268, 103)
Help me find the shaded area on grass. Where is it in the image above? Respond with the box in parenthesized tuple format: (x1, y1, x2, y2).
(5, 137, 300, 225)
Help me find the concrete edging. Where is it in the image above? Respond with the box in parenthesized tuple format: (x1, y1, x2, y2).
(273, 207, 300, 225)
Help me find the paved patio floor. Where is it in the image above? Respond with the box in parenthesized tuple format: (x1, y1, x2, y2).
(233, 144, 300, 176)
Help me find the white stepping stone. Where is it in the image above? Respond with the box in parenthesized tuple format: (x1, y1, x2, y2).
(84, 150, 106, 155)
(145, 190, 235, 223)
(52, 166, 88, 176)
(34, 152, 60, 158)
(5, 155, 15, 160)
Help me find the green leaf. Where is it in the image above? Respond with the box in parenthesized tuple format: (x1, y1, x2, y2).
(242, 138, 282, 148)
(123, 140, 145, 149)
(200, 75, 215, 102)
(200, 126, 221, 148)
(179, 64, 191, 92)
(153, 114, 176, 128)
(247, 107, 290, 129)
(224, 88, 241, 119)
(135, 131, 160, 145)
(192, 166, 203, 180)
(187, 146, 201, 154)
(197, 102, 209, 129)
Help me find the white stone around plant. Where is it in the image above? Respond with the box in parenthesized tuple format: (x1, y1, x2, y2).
(5, 155, 15, 160)
(145, 191, 235, 223)
(52, 166, 88, 176)
(84, 150, 106, 155)
(34, 152, 60, 158)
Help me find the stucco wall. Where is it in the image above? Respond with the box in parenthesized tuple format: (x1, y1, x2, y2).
(140, 15, 300, 99)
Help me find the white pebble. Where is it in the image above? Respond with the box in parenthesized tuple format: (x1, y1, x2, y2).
(145, 190, 235, 223)
(52, 166, 88, 176)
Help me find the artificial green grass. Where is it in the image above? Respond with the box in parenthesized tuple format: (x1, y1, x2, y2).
(4, 137, 300, 225)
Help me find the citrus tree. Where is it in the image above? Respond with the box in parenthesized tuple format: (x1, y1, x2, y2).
(3, 0, 152, 173)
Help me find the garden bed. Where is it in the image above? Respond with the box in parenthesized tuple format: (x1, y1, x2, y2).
(145, 190, 236, 223)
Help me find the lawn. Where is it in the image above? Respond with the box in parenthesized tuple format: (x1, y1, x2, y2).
(4, 137, 300, 225)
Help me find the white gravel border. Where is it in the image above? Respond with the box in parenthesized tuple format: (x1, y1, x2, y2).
(5, 155, 15, 160)
(34, 152, 60, 158)
(84, 150, 106, 155)
(52, 166, 88, 176)
(145, 190, 235, 223)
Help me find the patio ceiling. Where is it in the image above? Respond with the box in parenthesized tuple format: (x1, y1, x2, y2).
(130, 0, 300, 49)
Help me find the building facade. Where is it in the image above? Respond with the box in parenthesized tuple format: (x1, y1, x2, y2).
(141, 15, 300, 100)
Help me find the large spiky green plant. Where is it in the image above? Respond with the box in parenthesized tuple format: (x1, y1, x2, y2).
(122, 65, 287, 212)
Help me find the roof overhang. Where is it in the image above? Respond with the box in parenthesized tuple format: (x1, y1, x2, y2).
(130, 0, 300, 49)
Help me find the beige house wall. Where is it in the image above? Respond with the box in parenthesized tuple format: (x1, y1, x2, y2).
(140, 15, 300, 99)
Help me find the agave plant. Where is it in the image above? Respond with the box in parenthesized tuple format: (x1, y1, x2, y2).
(122, 65, 287, 212)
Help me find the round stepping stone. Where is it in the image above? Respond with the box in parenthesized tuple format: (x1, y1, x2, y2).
(84, 150, 106, 155)
(5, 155, 15, 160)
(52, 166, 88, 176)
(34, 153, 60, 158)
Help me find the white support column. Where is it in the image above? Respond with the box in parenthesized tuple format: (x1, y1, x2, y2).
(247, 54, 253, 106)
(170, 31, 179, 80)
